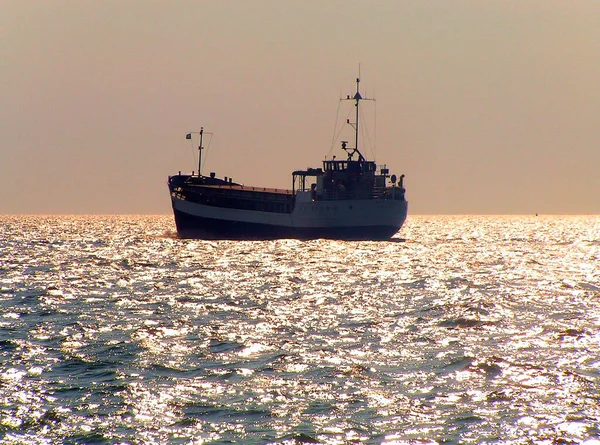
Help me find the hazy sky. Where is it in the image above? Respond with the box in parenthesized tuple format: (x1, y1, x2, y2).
(2, 1, 599, 214)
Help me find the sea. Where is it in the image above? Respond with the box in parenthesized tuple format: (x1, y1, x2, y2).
(1, 215, 599, 445)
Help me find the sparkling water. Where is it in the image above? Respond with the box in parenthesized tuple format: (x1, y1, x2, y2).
(1, 215, 599, 444)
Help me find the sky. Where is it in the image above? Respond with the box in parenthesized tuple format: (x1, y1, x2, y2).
(2, 0, 600, 215)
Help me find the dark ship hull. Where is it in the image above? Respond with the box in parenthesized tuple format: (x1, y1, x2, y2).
(169, 184, 407, 240)
(172, 210, 403, 240)
(168, 173, 407, 240)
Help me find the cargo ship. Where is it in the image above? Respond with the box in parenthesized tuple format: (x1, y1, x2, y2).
(168, 77, 407, 239)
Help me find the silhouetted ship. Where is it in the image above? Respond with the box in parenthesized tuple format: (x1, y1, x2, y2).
(168, 77, 408, 240)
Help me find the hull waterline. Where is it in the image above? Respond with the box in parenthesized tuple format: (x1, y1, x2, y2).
(172, 206, 406, 240)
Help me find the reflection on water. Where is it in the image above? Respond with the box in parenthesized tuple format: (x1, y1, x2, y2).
(1, 215, 599, 444)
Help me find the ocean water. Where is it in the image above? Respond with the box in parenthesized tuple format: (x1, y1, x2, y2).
(1, 215, 599, 445)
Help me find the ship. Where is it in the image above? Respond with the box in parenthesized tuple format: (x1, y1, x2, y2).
(167, 77, 408, 240)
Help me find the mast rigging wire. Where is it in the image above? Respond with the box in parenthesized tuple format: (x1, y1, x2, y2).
(188, 131, 213, 175)
(328, 98, 343, 158)
(328, 101, 354, 158)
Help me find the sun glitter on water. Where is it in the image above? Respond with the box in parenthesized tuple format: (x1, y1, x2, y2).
(1, 215, 599, 444)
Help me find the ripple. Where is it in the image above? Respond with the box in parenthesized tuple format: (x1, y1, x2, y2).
(0, 215, 599, 443)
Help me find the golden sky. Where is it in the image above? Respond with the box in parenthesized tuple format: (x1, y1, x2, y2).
(2, 0, 599, 214)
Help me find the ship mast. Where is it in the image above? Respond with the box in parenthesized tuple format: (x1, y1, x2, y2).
(353, 77, 362, 153)
(344, 76, 369, 162)
(198, 127, 204, 176)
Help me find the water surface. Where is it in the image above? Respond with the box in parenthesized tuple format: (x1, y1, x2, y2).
(1, 215, 599, 444)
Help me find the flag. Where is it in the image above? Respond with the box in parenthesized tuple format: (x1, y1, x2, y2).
(186, 133, 192, 140)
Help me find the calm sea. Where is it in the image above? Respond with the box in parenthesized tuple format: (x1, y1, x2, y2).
(1, 215, 599, 444)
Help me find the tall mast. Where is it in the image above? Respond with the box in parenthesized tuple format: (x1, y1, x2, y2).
(342, 75, 371, 161)
(198, 127, 204, 176)
(354, 77, 362, 151)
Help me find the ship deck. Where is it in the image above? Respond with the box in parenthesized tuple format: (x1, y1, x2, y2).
(196, 184, 294, 195)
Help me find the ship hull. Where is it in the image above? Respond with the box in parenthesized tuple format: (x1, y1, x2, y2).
(173, 208, 402, 240)
(170, 193, 407, 240)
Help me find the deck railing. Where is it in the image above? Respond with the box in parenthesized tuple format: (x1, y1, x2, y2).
(316, 187, 404, 201)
